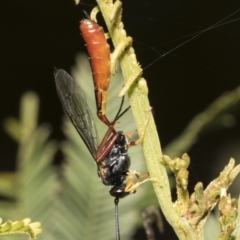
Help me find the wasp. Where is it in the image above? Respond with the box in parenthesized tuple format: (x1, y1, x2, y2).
(54, 16, 151, 240)
(54, 69, 150, 196)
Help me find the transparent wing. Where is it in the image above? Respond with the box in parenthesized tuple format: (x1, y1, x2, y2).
(54, 69, 99, 159)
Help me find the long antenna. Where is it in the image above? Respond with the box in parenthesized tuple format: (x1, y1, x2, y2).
(114, 198, 120, 240)
(112, 96, 131, 125)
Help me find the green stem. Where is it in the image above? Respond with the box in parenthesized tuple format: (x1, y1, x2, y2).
(95, 0, 195, 239)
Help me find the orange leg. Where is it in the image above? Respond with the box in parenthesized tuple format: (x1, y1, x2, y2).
(123, 170, 155, 194)
(127, 108, 152, 147)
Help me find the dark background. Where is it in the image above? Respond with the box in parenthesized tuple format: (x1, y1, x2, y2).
(1, 0, 240, 238)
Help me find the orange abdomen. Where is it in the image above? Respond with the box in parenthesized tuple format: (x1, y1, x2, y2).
(80, 19, 110, 121)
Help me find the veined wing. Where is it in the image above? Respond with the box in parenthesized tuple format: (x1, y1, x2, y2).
(54, 69, 99, 159)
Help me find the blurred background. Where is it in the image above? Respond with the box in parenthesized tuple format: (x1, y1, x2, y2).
(1, 0, 240, 239)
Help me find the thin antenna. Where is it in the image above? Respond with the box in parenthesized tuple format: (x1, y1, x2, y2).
(82, 10, 90, 19)
(112, 96, 131, 124)
(114, 198, 120, 240)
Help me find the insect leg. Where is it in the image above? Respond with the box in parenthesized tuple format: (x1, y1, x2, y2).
(128, 108, 152, 147)
(111, 95, 131, 125)
(96, 127, 119, 162)
(123, 170, 155, 194)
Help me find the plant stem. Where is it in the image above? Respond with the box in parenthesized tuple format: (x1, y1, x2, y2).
(95, 1, 194, 239)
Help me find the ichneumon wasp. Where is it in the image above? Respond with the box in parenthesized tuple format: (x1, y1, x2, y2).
(54, 13, 152, 240)
(54, 68, 151, 240)
(54, 69, 150, 198)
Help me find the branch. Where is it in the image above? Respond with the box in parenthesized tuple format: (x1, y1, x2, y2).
(94, 0, 181, 236)
(81, 1, 240, 239)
